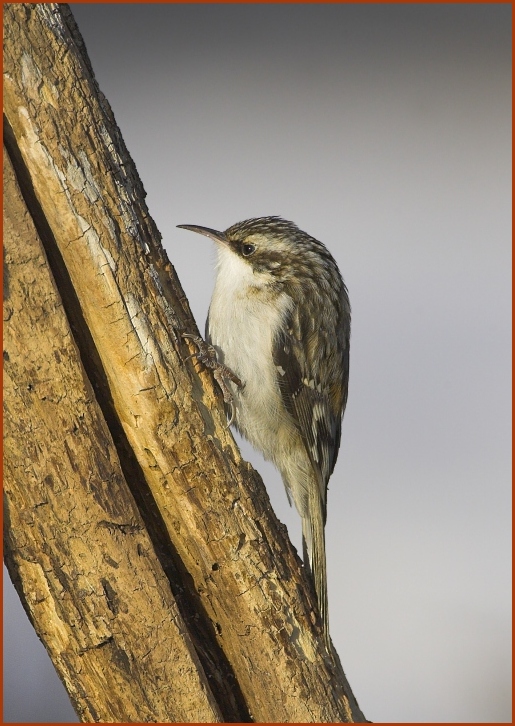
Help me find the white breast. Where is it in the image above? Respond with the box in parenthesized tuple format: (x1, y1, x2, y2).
(207, 245, 294, 459)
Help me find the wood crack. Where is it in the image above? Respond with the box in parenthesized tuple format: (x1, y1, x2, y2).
(3, 111, 252, 725)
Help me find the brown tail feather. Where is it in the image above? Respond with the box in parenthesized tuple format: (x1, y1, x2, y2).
(302, 486, 330, 647)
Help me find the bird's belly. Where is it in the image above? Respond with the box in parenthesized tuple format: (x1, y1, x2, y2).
(208, 294, 296, 462)
(215, 330, 311, 515)
(207, 279, 318, 520)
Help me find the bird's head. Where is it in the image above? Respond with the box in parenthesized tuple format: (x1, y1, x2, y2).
(177, 216, 337, 289)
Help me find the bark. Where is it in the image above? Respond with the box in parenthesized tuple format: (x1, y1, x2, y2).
(3, 145, 222, 723)
(3, 4, 367, 723)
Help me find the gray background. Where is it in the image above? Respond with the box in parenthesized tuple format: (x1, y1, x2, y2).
(4, 3, 511, 723)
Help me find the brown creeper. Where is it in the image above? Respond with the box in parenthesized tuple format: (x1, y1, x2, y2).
(178, 217, 351, 646)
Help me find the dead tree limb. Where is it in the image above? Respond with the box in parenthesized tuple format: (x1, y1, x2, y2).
(3, 4, 367, 722)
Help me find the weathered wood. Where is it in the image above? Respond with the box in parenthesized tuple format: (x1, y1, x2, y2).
(3, 3, 367, 722)
(3, 147, 222, 723)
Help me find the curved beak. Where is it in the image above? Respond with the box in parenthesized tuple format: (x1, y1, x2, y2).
(177, 224, 227, 245)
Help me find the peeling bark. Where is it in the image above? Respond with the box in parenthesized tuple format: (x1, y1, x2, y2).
(3, 144, 223, 724)
(3, 4, 367, 723)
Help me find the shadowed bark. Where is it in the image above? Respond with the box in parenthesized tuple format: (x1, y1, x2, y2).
(3, 4, 367, 722)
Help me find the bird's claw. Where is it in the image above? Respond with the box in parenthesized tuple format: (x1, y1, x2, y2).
(182, 333, 243, 427)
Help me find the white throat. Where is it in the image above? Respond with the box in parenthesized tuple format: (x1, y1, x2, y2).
(208, 243, 292, 375)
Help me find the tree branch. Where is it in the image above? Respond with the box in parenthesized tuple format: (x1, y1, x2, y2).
(3, 4, 367, 722)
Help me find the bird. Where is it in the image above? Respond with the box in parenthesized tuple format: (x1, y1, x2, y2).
(177, 217, 350, 646)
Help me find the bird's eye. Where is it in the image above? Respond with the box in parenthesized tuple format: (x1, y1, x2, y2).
(241, 243, 256, 257)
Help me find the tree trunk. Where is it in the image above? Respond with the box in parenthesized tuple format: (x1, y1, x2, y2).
(3, 4, 367, 723)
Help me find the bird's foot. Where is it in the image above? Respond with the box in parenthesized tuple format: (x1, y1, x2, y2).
(182, 333, 243, 426)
